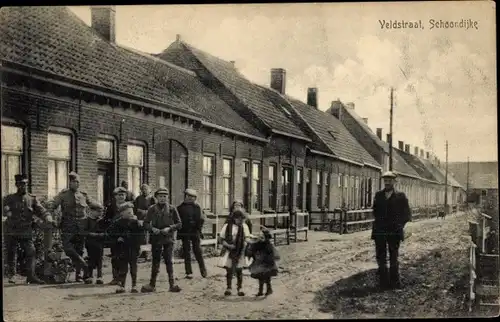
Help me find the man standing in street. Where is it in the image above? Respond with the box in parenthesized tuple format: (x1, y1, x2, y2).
(141, 187, 182, 293)
(3, 174, 53, 284)
(177, 189, 207, 279)
(49, 171, 104, 283)
(371, 171, 411, 290)
(134, 184, 156, 261)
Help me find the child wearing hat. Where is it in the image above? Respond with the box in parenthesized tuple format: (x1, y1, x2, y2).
(106, 187, 143, 293)
(218, 210, 252, 296)
(245, 228, 281, 296)
(141, 187, 182, 293)
(82, 209, 107, 285)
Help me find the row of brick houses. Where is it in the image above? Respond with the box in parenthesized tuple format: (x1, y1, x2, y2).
(1, 6, 464, 218)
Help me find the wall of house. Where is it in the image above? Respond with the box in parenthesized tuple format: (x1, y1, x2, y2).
(1, 85, 266, 215)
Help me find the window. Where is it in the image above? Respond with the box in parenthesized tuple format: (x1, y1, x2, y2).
(252, 162, 261, 211)
(127, 144, 145, 197)
(316, 171, 322, 209)
(158, 176, 166, 188)
(202, 155, 214, 212)
(338, 173, 342, 188)
(281, 167, 292, 211)
(323, 172, 330, 209)
(242, 160, 250, 210)
(306, 169, 312, 211)
(268, 164, 277, 210)
(48, 132, 72, 199)
(350, 176, 355, 208)
(97, 138, 115, 205)
(296, 168, 303, 210)
(343, 175, 349, 207)
(1, 125, 24, 196)
(360, 177, 365, 208)
(223, 158, 233, 210)
(355, 177, 359, 208)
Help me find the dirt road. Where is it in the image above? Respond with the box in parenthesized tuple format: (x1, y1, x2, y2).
(3, 213, 474, 320)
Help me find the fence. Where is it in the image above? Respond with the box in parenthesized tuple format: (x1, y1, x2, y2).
(200, 210, 310, 248)
(467, 211, 499, 313)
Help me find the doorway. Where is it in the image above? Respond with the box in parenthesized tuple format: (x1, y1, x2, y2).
(97, 163, 114, 206)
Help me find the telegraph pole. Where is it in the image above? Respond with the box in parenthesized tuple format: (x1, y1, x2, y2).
(389, 87, 394, 171)
(466, 156, 470, 193)
(444, 140, 449, 213)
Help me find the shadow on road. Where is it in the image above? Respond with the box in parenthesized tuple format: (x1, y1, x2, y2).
(64, 290, 167, 300)
(313, 246, 470, 318)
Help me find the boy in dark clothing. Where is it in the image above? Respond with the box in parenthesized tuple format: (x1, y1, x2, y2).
(141, 187, 182, 293)
(102, 202, 120, 285)
(83, 211, 107, 284)
(134, 184, 156, 261)
(106, 187, 143, 293)
(177, 188, 207, 279)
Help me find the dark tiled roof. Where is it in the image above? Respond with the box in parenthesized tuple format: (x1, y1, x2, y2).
(333, 104, 419, 177)
(0, 6, 198, 117)
(119, 47, 265, 138)
(340, 104, 389, 153)
(158, 41, 309, 140)
(448, 162, 498, 189)
(395, 149, 438, 182)
(285, 97, 380, 167)
(420, 159, 446, 184)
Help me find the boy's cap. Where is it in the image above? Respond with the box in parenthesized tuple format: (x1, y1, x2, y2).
(184, 188, 197, 197)
(113, 186, 128, 195)
(14, 174, 29, 183)
(69, 171, 80, 182)
(155, 187, 169, 196)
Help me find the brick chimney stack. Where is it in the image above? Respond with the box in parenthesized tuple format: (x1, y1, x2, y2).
(362, 118, 368, 124)
(270, 68, 286, 94)
(376, 128, 382, 140)
(307, 88, 318, 109)
(414, 146, 419, 156)
(405, 144, 410, 153)
(91, 6, 116, 43)
(398, 141, 404, 150)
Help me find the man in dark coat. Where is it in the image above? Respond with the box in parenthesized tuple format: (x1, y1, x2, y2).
(177, 188, 207, 279)
(3, 174, 52, 284)
(134, 184, 156, 261)
(372, 171, 411, 290)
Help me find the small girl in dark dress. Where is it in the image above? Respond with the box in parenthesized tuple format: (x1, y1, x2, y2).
(246, 228, 280, 296)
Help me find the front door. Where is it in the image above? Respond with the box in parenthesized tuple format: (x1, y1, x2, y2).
(281, 166, 293, 212)
(97, 163, 114, 206)
(155, 140, 188, 207)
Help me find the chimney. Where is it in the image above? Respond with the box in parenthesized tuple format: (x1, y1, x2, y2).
(345, 102, 355, 110)
(426, 151, 430, 159)
(362, 118, 368, 124)
(307, 88, 318, 109)
(230, 60, 235, 67)
(329, 100, 342, 120)
(91, 6, 116, 43)
(414, 146, 419, 156)
(398, 141, 404, 150)
(270, 68, 286, 94)
(386, 133, 391, 143)
(420, 149, 424, 158)
(404, 144, 410, 153)
(376, 128, 382, 140)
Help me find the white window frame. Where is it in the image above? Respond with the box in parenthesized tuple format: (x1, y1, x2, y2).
(268, 163, 277, 210)
(47, 129, 74, 199)
(251, 161, 262, 212)
(127, 141, 146, 198)
(1, 123, 25, 196)
(222, 157, 233, 210)
(202, 154, 215, 212)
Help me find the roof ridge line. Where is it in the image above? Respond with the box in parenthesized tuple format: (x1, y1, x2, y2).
(120, 44, 197, 77)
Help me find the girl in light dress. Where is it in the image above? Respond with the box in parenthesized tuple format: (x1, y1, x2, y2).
(218, 210, 253, 296)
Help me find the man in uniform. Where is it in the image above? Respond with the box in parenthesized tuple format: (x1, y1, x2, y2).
(372, 171, 411, 290)
(49, 171, 104, 283)
(3, 174, 52, 284)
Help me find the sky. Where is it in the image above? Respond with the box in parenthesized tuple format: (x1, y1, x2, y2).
(69, 2, 497, 162)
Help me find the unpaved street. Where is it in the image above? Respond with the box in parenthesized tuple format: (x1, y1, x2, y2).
(4, 213, 473, 320)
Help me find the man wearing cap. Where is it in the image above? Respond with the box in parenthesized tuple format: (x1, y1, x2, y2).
(372, 171, 411, 290)
(120, 180, 136, 202)
(3, 174, 52, 284)
(141, 187, 182, 293)
(134, 184, 156, 261)
(177, 188, 207, 279)
(48, 171, 104, 283)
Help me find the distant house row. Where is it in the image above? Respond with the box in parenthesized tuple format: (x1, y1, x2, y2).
(0, 6, 465, 215)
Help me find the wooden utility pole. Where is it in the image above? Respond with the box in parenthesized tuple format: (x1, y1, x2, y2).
(444, 140, 449, 213)
(389, 87, 394, 171)
(466, 156, 470, 193)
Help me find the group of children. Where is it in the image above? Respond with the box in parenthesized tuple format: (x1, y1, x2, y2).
(80, 187, 281, 297)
